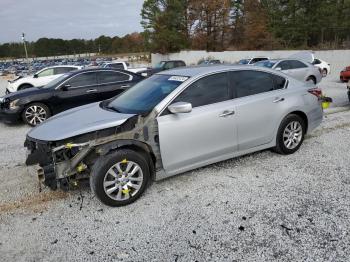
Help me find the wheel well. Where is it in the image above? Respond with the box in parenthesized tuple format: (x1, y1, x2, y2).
(18, 83, 33, 90)
(21, 102, 52, 116)
(289, 111, 308, 133)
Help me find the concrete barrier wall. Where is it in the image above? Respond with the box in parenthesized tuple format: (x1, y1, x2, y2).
(152, 50, 350, 75)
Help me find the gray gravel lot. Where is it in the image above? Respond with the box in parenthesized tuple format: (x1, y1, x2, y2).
(0, 76, 350, 261)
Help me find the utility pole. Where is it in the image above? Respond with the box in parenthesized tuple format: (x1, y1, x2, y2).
(21, 33, 30, 72)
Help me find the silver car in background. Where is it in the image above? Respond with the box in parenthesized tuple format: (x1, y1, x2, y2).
(25, 65, 323, 206)
(254, 59, 322, 84)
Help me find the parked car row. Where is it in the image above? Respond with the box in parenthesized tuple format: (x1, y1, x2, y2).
(0, 68, 143, 125)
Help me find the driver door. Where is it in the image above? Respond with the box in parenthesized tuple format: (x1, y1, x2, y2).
(157, 72, 238, 176)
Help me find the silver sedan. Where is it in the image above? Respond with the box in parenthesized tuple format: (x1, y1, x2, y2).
(254, 59, 322, 84)
(25, 65, 323, 206)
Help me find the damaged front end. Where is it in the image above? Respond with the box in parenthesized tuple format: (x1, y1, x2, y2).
(24, 112, 163, 191)
(25, 138, 92, 190)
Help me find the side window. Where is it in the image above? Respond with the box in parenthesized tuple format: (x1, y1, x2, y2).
(37, 68, 54, 77)
(54, 67, 76, 75)
(313, 59, 321, 65)
(110, 63, 125, 70)
(289, 60, 308, 69)
(175, 61, 185, 67)
(231, 70, 275, 98)
(271, 74, 287, 90)
(252, 58, 267, 63)
(98, 71, 130, 84)
(66, 72, 97, 88)
(277, 61, 291, 70)
(173, 73, 230, 108)
(164, 62, 175, 70)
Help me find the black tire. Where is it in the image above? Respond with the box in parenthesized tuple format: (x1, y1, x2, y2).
(274, 114, 306, 155)
(306, 76, 316, 84)
(322, 69, 327, 77)
(18, 84, 33, 91)
(90, 149, 150, 207)
(21, 102, 51, 126)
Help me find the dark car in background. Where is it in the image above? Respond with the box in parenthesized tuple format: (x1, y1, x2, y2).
(0, 68, 144, 126)
(139, 60, 186, 77)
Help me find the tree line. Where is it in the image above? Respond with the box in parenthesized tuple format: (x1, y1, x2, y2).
(0, 33, 148, 59)
(1, 0, 349, 58)
(141, 0, 350, 53)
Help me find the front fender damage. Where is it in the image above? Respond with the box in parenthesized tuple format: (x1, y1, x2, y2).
(25, 112, 163, 190)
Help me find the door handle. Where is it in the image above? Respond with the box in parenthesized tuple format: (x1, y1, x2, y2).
(121, 85, 130, 88)
(86, 89, 97, 93)
(219, 110, 235, 117)
(273, 97, 285, 103)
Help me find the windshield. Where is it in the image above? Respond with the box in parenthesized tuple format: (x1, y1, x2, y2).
(41, 73, 70, 89)
(238, 59, 250, 65)
(155, 61, 166, 69)
(254, 60, 277, 68)
(107, 74, 187, 114)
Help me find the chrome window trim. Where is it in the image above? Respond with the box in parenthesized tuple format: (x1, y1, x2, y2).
(55, 71, 98, 90)
(97, 70, 133, 85)
(155, 68, 289, 117)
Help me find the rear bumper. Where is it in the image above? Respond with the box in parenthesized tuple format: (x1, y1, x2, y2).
(307, 104, 323, 133)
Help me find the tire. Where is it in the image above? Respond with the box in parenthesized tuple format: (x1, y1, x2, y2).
(306, 76, 316, 84)
(18, 84, 33, 91)
(274, 114, 306, 155)
(90, 149, 150, 207)
(22, 103, 51, 126)
(322, 69, 327, 77)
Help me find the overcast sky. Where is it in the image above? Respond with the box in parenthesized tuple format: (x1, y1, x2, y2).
(0, 0, 145, 43)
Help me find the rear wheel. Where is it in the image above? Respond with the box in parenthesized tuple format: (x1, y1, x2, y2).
(274, 114, 306, 155)
(322, 69, 327, 77)
(90, 149, 150, 207)
(306, 76, 316, 84)
(22, 103, 51, 126)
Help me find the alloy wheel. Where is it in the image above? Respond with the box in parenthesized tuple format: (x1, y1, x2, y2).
(283, 121, 303, 150)
(103, 160, 144, 201)
(25, 105, 47, 125)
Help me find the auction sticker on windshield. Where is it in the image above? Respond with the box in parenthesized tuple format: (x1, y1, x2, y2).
(168, 76, 188, 82)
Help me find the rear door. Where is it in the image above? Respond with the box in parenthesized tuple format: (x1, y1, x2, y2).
(231, 70, 287, 150)
(288, 60, 309, 81)
(157, 72, 238, 175)
(52, 72, 98, 113)
(96, 70, 135, 101)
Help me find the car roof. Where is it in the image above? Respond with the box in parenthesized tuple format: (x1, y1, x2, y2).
(157, 64, 277, 77)
(46, 65, 81, 69)
(68, 67, 136, 76)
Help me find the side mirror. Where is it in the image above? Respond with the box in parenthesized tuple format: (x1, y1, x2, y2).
(168, 102, 192, 114)
(275, 67, 282, 71)
(61, 84, 71, 91)
(33, 74, 38, 78)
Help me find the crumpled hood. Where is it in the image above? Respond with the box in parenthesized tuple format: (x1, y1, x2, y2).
(27, 102, 136, 141)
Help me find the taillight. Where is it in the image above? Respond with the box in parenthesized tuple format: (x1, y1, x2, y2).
(308, 87, 322, 99)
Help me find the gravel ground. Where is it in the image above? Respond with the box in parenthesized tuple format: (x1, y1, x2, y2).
(0, 77, 350, 261)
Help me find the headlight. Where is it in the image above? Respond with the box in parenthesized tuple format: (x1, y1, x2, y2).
(9, 99, 20, 110)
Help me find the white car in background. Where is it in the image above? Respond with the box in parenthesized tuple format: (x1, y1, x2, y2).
(312, 58, 331, 77)
(238, 57, 269, 65)
(101, 61, 147, 74)
(6, 65, 82, 93)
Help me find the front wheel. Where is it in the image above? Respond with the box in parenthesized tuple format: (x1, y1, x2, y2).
(274, 114, 306, 155)
(22, 103, 51, 126)
(90, 149, 150, 207)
